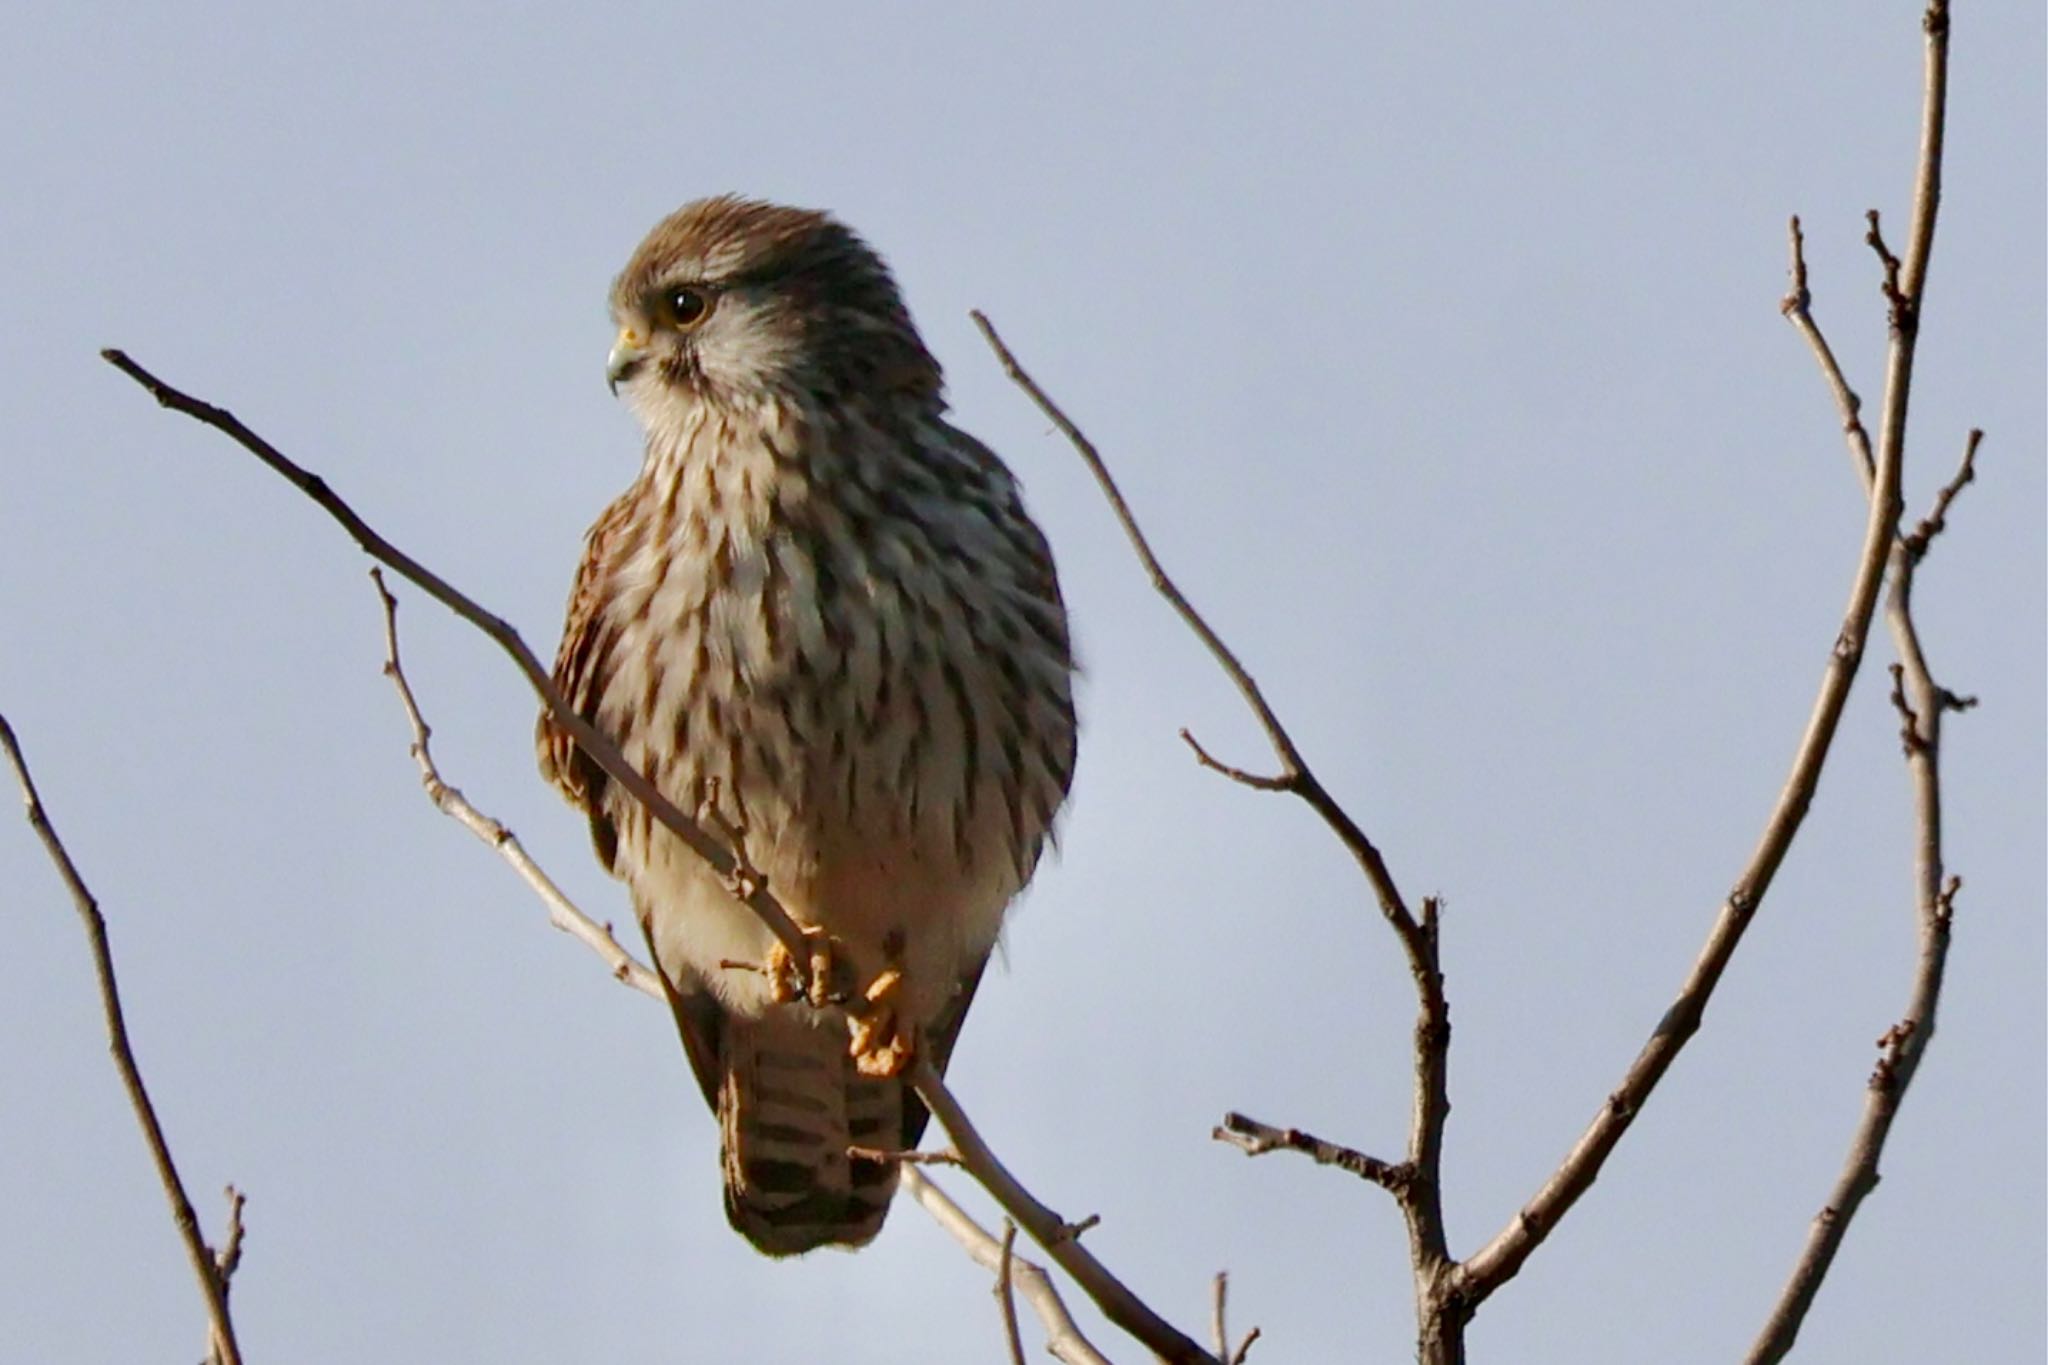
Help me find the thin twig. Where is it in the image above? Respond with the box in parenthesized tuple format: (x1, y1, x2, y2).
(1887, 663, 1925, 754)
(1212, 1271, 1229, 1363)
(914, 1057, 1216, 1362)
(1, 714, 245, 1365)
(370, 570, 664, 999)
(1180, 729, 1291, 791)
(900, 1168, 1113, 1365)
(1865, 210, 1908, 325)
(846, 1145, 966, 1168)
(1902, 427, 1979, 561)
(1207, 1270, 1261, 1364)
(1781, 215, 1877, 485)
(997, 1221, 1028, 1365)
(1054, 1213, 1103, 1244)
(1214, 1112, 1411, 1192)
(214, 1186, 247, 1284)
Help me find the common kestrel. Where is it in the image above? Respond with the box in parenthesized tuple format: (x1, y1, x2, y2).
(539, 197, 1076, 1255)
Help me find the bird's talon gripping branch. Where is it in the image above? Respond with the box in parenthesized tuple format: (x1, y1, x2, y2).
(763, 924, 844, 1007)
(850, 967, 915, 1077)
(761, 942, 799, 1004)
(808, 934, 840, 1009)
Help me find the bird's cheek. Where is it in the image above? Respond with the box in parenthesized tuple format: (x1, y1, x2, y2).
(697, 327, 798, 399)
(626, 371, 704, 435)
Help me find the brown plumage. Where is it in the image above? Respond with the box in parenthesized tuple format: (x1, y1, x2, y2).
(538, 197, 1076, 1255)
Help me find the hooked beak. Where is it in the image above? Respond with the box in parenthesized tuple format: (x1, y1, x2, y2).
(606, 328, 648, 395)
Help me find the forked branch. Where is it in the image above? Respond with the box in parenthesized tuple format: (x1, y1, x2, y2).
(900, 1169, 1112, 1365)
(1748, 375, 1976, 1364)
(1457, 0, 1954, 1311)
(2, 715, 247, 1365)
(974, 315, 1456, 1347)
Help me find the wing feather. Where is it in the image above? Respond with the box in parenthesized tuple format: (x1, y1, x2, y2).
(538, 489, 642, 870)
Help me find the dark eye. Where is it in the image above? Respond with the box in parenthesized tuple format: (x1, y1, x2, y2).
(662, 286, 712, 330)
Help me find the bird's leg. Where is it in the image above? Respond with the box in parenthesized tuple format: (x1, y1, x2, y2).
(849, 966, 916, 1078)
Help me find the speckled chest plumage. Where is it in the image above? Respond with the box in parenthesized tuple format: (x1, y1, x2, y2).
(556, 391, 1075, 1021)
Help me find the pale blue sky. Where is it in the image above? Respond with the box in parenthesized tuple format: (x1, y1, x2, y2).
(3, 3, 2041, 1361)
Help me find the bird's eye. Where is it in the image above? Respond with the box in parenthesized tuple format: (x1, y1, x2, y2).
(661, 286, 713, 330)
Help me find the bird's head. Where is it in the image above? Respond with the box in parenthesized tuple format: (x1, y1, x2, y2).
(605, 196, 943, 427)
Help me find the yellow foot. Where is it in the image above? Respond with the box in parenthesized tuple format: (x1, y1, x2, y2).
(850, 968, 916, 1078)
(764, 926, 841, 1008)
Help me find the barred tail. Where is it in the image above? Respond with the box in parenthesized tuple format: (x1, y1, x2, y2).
(717, 1007, 901, 1256)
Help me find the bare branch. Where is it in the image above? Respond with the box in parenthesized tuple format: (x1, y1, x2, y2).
(1179, 729, 1292, 792)
(1206, 1270, 1260, 1364)
(847, 1145, 966, 1168)
(1, 714, 245, 1365)
(1865, 209, 1908, 324)
(899, 1168, 1113, 1365)
(1780, 214, 1876, 485)
(214, 1186, 247, 1285)
(971, 319, 1300, 776)
(1898, 0, 1952, 306)
(100, 347, 818, 989)
(970, 312, 1420, 951)
(1212, 1271, 1228, 1363)
(973, 312, 1457, 1347)
(1459, 0, 1954, 1311)
(1902, 427, 1980, 562)
(1214, 1112, 1411, 1193)
(1749, 11, 1967, 1331)
(997, 1221, 1028, 1365)
(370, 571, 665, 999)
(913, 1059, 1215, 1362)
(1887, 663, 1925, 755)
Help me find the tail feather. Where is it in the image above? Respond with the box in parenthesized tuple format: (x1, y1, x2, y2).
(719, 1007, 901, 1255)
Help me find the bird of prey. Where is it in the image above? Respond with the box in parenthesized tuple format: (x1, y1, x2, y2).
(539, 196, 1077, 1255)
